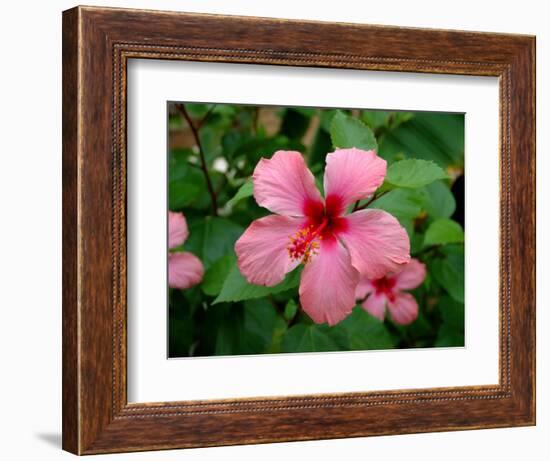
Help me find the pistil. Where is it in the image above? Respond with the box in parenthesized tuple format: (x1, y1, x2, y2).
(287, 218, 328, 263)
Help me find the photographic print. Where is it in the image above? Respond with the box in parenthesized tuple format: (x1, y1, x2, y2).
(167, 102, 465, 358)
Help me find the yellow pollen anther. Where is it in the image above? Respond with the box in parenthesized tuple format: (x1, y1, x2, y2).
(287, 225, 323, 264)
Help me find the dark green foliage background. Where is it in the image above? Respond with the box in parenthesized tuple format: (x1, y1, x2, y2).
(168, 103, 465, 357)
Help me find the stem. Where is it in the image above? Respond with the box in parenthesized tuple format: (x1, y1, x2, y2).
(355, 190, 389, 211)
(175, 103, 218, 216)
(412, 244, 440, 257)
(196, 104, 217, 130)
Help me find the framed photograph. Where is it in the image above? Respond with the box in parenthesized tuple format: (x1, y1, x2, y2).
(62, 6, 535, 455)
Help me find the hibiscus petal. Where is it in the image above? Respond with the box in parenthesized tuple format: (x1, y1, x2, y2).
(361, 292, 387, 321)
(168, 252, 204, 289)
(388, 292, 419, 325)
(235, 215, 304, 287)
(299, 237, 359, 326)
(338, 209, 410, 280)
(393, 258, 426, 290)
(168, 211, 189, 249)
(323, 148, 386, 215)
(253, 150, 323, 217)
(355, 277, 375, 300)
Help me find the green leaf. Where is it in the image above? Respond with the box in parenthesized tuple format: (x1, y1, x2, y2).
(209, 299, 287, 356)
(185, 217, 243, 269)
(213, 266, 302, 304)
(319, 109, 339, 132)
(284, 299, 298, 321)
(366, 188, 421, 239)
(431, 245, 464, 303)
(361, 110, 391, 130)
(201, 254, 236, 296)
(281, 323, 348, 353)
(438, 296, 465, 330)
(435, 296, 465, 347)
(213, 104, 238, 118)
(435, 329, 465, 348)
(336, 307, 395, 350)
(414, 113, 465, 164)
(168, 296, 195, 357)
(185, 103, 214, 118)
(213, 304, 265, 355)
(424, 219, 464, 246)
(230, 134, 300, 165)
(280, 307, 394, 353)
(385, 159, 448, 189)
(244, 299, 287, 353)
(227, 179, 253, 208)
(221, 131, 243, 159)
(199, 125, 225, 163)
(377, 113, 464, 168)
(419, 180, 456, 218)
(370, 188, 423, 219)
(309, 127, 333, 166)
(410, 232, 425, 255)
(389, 112, 415, 129)
(168, 149, 204, 209)
(394, 309, 433, 346)
(330, 111, 378, 151)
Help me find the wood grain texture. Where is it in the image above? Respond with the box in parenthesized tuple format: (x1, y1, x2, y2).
(62, 5, 536, 455)
(62, 6, 80, 454)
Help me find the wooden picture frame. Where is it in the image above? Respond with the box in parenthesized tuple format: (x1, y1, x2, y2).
(62, 5, 536, 455)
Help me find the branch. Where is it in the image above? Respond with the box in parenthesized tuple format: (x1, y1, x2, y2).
(175, 103, 218, 216)
(412, 244, 440, 258)
(354, 190, 389, 211)
(196, 104, 217, 130)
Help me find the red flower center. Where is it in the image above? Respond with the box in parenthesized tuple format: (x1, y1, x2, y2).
(373, 276, 397, 302)
(287, 195, 349, 263)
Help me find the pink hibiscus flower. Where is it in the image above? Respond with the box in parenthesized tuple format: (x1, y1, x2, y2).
(356, 258, 426, 325)
(168, 211, 204, 289)
(235, 148, 410, 325)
